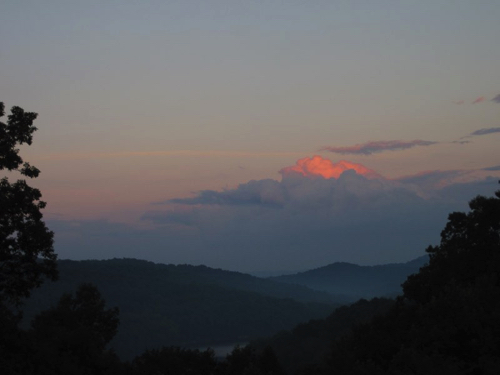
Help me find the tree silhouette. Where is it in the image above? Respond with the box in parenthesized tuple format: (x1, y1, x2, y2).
(0, 105, 123, 374)
(403, 189, 500, 303)
(0, 102, 57, 306)
(29, 284, 120, 374)
(325, 188, 500, 375)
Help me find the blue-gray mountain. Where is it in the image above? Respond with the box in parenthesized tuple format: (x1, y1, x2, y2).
(270, 256, 429, 301)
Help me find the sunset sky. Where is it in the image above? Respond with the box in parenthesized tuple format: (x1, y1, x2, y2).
(2, 1, 500, 274)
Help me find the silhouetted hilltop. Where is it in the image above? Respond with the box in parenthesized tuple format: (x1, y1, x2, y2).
(270, 256, 428, 300)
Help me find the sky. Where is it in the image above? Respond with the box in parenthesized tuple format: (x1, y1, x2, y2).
(2, 1, 500, 274)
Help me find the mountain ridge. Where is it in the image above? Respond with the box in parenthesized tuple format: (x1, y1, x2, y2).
(270, 255, 429, 300)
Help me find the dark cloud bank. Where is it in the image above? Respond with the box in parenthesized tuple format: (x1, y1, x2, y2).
(50, 158, 500, 274)
(469, 127, 500, 136)
(321, 124, 500, 156)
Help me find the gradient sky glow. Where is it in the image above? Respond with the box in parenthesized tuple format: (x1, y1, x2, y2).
(2, 1, 500, 273)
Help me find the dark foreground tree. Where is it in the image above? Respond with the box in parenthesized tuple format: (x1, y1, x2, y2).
(28, 283, 121, 375)
(0, 102, 57, 306)
(325, 189, 500, 375)
(403, 190, 500, 303)
(0, 104, 123, 374)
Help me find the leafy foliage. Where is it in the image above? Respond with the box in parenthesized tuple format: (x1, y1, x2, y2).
(403, 191, 500, 303)
(31, 283, 119, 352)
(27, 284, 121, 375)
(1, 104, 120, 374)
(323, 189, 500, 375)
(0, 102, 56, 306)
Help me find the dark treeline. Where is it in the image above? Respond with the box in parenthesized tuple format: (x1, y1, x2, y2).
(322, 190, 500, 375)
(251, 297, 395, 375)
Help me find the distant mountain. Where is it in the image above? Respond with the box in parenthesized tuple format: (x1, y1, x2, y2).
(270, 256, 429, 300)
(22, 258, 337, 359)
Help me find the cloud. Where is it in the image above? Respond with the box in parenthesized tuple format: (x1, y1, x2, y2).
(169, 179, 286, 207)
(50, 157, 500, 274)
(396, 169, 467, 192)
(452, 140, 471, 144)
(137, 157, 500, 272)
(395, 169, 500, 197)
(279, 155, 381, 179)
(472, 96, 485, 104)
(142, 170, 439, 270)
(459, 126, 500, 141)
(470, 127, 500, 136)
(453, 100, 464, 105)
(491, 94, 500, 103)
(320, 140, 437, 155)
(483, 165, 500, 171)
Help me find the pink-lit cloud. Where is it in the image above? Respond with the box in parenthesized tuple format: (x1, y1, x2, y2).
(472, 96, 485, 104)
(320, 140, 437, 155)
(279, 155, 381, 179)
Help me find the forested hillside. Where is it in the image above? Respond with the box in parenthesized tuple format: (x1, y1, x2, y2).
(251, 298, 395, 374)
(22, 259, 336, 358)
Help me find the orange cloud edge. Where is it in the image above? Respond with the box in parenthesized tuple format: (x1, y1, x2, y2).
(280, 155, 381, 180)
